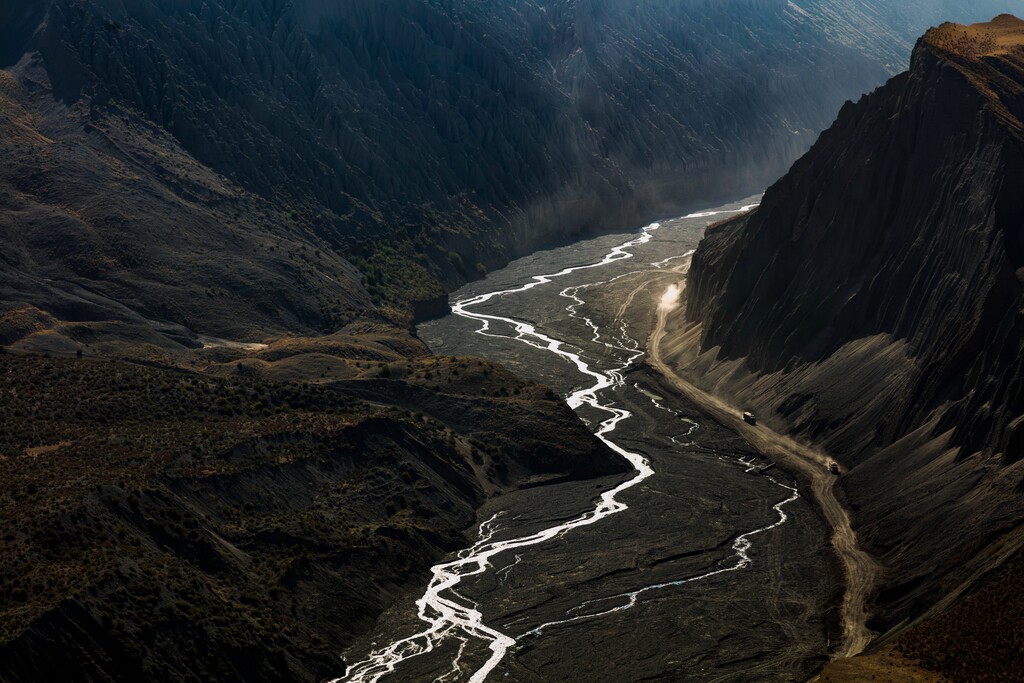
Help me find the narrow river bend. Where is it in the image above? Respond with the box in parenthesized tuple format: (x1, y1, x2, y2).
(336, 198, 836, 683)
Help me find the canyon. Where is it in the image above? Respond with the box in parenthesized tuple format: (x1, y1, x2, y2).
(3, 2, 1024, 682)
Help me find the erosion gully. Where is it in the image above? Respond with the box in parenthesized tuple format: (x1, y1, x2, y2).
(332, 198, 837, 683)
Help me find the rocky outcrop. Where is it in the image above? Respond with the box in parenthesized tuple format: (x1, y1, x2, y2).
(676, 14, 1024, 670)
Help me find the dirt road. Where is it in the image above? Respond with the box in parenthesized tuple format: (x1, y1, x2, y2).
(648, 268, 881, 659)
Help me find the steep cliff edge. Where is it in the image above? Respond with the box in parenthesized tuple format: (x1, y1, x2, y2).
(674, 14, 1024, 680)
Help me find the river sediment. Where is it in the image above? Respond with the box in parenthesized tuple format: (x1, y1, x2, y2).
(337, 198, 838, 682)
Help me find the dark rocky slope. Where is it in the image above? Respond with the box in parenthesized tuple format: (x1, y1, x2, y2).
(675, 15, 1024, 680)
(0, 60, 373, 346)
(10, 0, 881, 257)
(5, 0, 1005, 330)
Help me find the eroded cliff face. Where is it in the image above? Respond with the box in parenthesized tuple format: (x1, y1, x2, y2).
(2, 0, 896, 308)
(687, 16, 1024, 466)
(676, 14, 1024, 675)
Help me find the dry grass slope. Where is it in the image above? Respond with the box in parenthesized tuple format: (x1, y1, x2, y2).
(820, 546, 1024, 682)
(893, 547, 1024, 681)
(0, 350, 622, 681)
